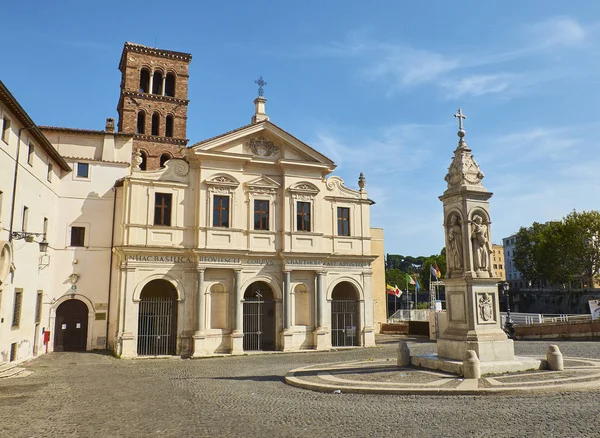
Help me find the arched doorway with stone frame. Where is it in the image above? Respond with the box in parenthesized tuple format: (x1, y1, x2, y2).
(243, 281, 276, 351)
(137, 279, 178, 356)
(54, 299, 89, 352)
(330, 281, 360, 347)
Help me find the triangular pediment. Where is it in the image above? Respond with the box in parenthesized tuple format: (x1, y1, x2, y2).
(188, 121, 335, 169)
(245, 175, 281, 190)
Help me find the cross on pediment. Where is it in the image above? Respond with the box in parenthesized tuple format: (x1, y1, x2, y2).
(255, 76, 267, 97)
(454, 108, 467, 130)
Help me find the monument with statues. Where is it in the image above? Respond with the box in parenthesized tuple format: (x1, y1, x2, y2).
(411, 109, 540, 375)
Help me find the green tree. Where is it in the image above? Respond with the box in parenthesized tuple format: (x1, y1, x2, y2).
(563, 210, 600, 286)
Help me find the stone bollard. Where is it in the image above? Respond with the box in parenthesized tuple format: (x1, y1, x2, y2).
(463, 350, 481, 379)
(397, 341, 411, 367)
(546, 345, 564, 371)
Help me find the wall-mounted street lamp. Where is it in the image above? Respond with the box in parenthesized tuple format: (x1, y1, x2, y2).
(501, 281, 515, 339)
(11, 231, 49, 253)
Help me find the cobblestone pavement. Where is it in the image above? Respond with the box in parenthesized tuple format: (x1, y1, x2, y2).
(1, 338, 600, 437)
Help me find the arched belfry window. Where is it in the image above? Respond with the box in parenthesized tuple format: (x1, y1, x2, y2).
(165, 73, 176, 97)
(151, 113, 160, 136)
(139, 151, 147, 171)
(165, 115, 174, 138)
(160, 153, 171, 168)
(137, 111, 146, 134)
(152, 71, 164, 95)
(139, 68, 151, 93)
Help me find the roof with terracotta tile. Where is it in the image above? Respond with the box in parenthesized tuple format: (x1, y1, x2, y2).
(0, 81, 71, 172)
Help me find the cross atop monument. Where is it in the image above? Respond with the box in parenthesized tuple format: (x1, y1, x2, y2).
(454, 108, 467, 131)
(255, 76, 267, 97)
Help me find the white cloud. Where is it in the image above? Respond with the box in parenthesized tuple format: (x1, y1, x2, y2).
(443, 74, 515, 99)
(526, 17, 587, 50)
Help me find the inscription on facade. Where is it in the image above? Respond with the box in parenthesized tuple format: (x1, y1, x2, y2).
(127, 255, 370, 268)
(128, 255, 194, 263)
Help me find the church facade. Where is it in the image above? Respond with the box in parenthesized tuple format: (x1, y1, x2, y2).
(0, 42, 384, 363)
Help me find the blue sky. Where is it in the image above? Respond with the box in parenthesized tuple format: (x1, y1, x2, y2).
(3, 1, 600, 256)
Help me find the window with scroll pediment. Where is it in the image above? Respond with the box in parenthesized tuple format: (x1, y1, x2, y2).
(206, 174, 239, 229)
(288, 182, 319, 233)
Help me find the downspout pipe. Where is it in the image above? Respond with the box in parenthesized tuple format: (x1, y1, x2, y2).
(105, 184, 118, 349)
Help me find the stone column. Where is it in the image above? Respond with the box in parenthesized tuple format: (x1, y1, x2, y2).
(283, 271, 291, 329)
(162, 75, 167, 96)
(313, 271, 329, 350)
(149, 73, 154, 95)
(231, 269, 244, 354)
(281, 271, 293, 351)
(316, 271, 324, 328)
(192, 268, 206, 357)
(118, 266, 137, 358)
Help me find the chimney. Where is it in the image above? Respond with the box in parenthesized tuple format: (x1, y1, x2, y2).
(105, 117, 115, 132)
(251, 97, 269, 124)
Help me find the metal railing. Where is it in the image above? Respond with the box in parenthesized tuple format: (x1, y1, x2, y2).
(388, 309, 430, 322)
(501, 312, 592, 326)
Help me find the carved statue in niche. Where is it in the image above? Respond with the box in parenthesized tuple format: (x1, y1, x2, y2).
(471, 214, 492, 274)
(446, 214, 464, 276)
(478, 293, 493, 322)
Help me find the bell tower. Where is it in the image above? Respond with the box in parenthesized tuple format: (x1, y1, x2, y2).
(117, 42, 192, 170)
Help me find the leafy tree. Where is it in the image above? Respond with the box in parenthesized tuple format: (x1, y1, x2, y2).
(563, 210, 600, 286)
(514, 210, 600, 287)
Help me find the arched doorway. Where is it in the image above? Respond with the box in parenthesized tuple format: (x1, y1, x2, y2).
(137, 279, 178, 356)
(54, 299, 88, 352)
(331, 282, 359, 347)
(243, 281, 276, 351)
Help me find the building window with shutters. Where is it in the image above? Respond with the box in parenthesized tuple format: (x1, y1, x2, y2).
(213, 195, 230, 228)
(12, 289, 23, 329)
(254, 199, 269, 230)
(70, 226, 86, 247)
(35, 291, 43, 324)
(154, 193, 172, 226)
(297, 201, 311, 232)
(337, 207, 350, 236)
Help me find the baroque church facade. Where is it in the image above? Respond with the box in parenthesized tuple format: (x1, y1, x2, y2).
(0, 42, 385, 362)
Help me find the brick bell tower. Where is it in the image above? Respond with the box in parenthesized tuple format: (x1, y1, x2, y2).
(117, 42, 192, 170)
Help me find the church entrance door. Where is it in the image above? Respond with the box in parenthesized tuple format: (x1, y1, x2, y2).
(331, 282, 359, 347)
(243, 282, 276, 351)
(137, 280, 178, 356)
(54, 299, 88, 351)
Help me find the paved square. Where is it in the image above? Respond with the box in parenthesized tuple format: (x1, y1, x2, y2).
(2, 339, 600, 437)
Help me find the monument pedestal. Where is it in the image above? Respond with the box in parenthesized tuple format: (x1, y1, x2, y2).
(413, 278, 539, 375)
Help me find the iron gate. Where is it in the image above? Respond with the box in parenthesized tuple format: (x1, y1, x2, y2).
(243, 299, 275, 351)
(331, 300, 358, 347)
(137, 296, 177, 356)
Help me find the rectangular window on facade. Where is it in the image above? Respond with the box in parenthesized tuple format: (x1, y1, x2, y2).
(22, 206, 28, 232)
(213, 195, 230, 227)
(47, 163, 53, 182)
(337, 207, 350, 236)
(1, 117, 10, 143)
(76, 162, 89, 179)
(27, 142, 34, 166)
(154, 193, 172, 226)
(297, 201, 311, 232)
(254, 199, 269, 230)
(70, 226, 86, 247)
(12, 290, 23, 328)
(35, 291, 43, 324)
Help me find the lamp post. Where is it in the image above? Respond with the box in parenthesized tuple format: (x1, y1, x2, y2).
(502, 281, 515, 339)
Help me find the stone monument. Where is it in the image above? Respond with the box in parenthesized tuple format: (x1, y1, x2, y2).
(411, 109, 540, 375)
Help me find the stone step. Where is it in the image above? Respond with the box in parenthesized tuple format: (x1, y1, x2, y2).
(0, 366, 28, 379)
